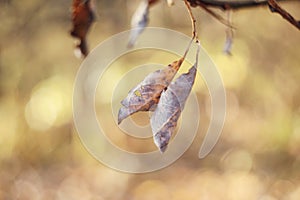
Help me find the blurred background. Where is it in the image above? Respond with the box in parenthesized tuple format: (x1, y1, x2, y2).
(1, 0, 300, 199)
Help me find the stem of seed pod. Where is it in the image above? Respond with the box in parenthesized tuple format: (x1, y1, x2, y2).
(184, 0, 199, 41)
(183, 37, 194, 59)
(195, 39, 200, 67)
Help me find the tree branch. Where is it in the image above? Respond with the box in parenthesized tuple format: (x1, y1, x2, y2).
(187, 0, 293, 10)
(187, 0, 300, 30)
(268, 0, 300, 30)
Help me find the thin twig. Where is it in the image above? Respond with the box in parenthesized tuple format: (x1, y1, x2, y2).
(197, 2, 235, 28)
(183, 37, 194, 58)
(268, 0, 300, 30)
(195, 40, 200, 66)
(184, 0, 198, 41)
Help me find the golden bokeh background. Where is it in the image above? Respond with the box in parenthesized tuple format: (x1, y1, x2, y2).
(1, 0, 300, 199)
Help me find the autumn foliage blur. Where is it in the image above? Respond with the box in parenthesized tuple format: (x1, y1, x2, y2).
(1, 0, 300, 199)
(70, 0, 95, 57)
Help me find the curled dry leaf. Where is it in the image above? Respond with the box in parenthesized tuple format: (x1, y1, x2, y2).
(70, 0, 95, 57)
(118, 57, 184, 124)
(150, 43, 199, 152)
(128, 0, 150, 48)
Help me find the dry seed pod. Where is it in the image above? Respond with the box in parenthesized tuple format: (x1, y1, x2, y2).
(150, 42, 200, 152)
(150, 65, 197, 152)
(118, 58, 184, 124)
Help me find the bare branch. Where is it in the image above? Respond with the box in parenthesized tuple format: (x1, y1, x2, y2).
(268, 0, 300, 30)
(187, 0, 299, 31)
(187, 0, 293, 10)
(196, 2, 234, 28)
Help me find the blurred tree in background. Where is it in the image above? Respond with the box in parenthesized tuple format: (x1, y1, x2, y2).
(0, 0, 300, 199)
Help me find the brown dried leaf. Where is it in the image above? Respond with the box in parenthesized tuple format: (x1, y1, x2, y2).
(150, 46, 199, 152)
(149, 0, 160, 6)
(118, 57, 184, 124)
(70, 0, 95, 57)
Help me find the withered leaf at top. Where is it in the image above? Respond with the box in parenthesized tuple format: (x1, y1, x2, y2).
(118, 57, 184, 124)
(128, 0, 150, 48)
(150, 62, 198, 152)
(128, 0, 160, 48)
(70, 0, 95, 57)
